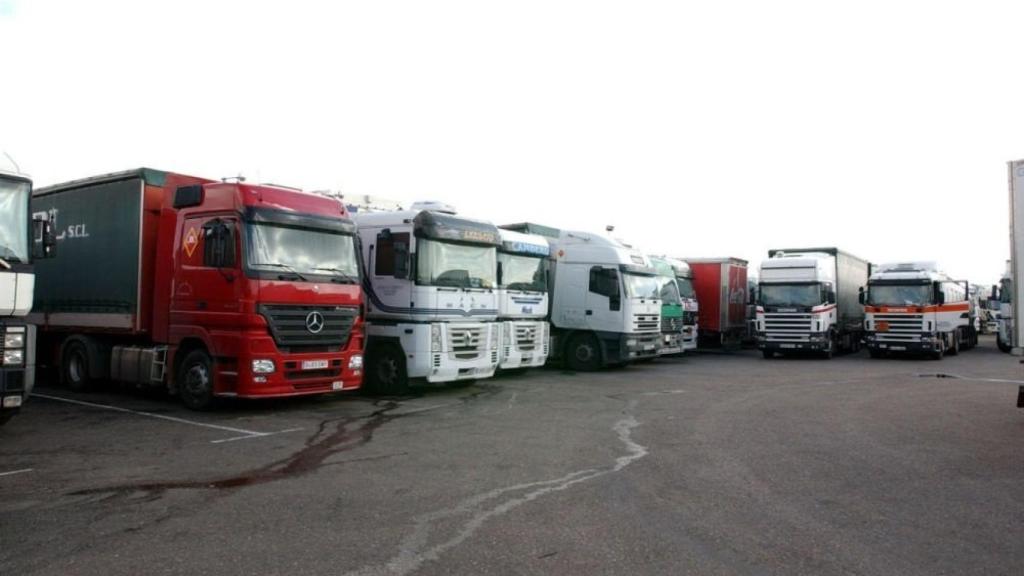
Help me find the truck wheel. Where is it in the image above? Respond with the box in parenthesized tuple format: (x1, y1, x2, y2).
(367, 344, 409, 395)
(178, 350, 217, 411)
(948, 332, 960, 356)
(566, 334, 602, 371)
(0, 411, 13, 427)
(761, 350, 774, 359)
(997, 334, 1012, 353)
(62, 340, 94, 392)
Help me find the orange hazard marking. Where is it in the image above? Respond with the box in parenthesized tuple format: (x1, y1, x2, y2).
(183, 227, 200, 258)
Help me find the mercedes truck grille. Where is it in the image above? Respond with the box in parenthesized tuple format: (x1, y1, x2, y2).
(258, 304, 358, 351)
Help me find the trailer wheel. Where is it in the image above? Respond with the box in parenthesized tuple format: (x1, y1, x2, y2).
(178, 350, 217, 411)
(566, 334, 602, 371)
(367, 343, 409, 396)
(62, 340, 94, 392)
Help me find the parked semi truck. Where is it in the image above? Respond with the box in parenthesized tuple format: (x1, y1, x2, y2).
(503, 223, 662, 370)
(1007, 159, 1024, 407)
(685, 258, 748, 347)
(496, 228, 550, 370)
(357, 202, 501, 394)
(649, 256, 685, 355)
(31, 168, 365, 410)
(756, 248, 869, 359)
(996, 261, 1013, 352)
(0, 168, 54, 425)
(862, 262, 976, 359)
(662, 257, 698, 352)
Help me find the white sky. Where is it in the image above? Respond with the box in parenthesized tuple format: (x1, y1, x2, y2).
(2, 0, 1022, 286)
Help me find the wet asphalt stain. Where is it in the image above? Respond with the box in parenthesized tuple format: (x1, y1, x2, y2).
(68, 401, 402, 498)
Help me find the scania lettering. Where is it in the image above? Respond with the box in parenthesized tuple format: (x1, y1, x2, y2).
(496, 229, 550, 370)
(756, 248, 870, 359)
(0, 169, 55, 425)
(649, 256, 685, 355)
(357, 202, 501, 394)
(502, 223, 661, 370)
(32, 168, 365, 410)
(862, 262, 977, 359)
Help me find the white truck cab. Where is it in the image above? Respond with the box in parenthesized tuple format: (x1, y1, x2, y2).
(356, 203, 501, 393)
(862, 262, 977, 359)
(496, 229, 550, 370)
(648, 256, 685, 356)
(664, 257, 699, 352)
(503, 224, 662, 370)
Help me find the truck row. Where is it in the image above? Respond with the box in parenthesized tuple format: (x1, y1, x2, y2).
(0, 167, 984, 424)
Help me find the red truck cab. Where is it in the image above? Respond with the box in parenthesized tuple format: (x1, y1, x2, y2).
(33, 169, 364, 409)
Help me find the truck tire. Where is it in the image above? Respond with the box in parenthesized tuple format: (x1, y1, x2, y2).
(948, 332, 960, 356)
(566, 334, 602, 371)
(997, 334, 1012, 353)
(367, 343, 409, 396)
(177, 349, 217, 411)
(62, 340, 94, 392)
(0, 411, 13, 427)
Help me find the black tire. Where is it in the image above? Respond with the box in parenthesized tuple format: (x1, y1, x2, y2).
(62, 340, 94, 392)
(367, 343, 409, 395)
(177, 349, 217, 411)
(997, 333, 1012, 353)
(0, 411, 14, 427)
(947, 332, 960, 356)
(566, 334, 602, 371)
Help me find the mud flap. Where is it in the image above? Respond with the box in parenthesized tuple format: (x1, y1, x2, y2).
(1017, 385, 1024, 409)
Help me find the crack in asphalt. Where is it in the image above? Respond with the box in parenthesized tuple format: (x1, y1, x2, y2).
(343, 399, 648, 576)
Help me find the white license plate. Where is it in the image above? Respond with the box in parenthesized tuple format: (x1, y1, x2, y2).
(890, 346, 906, 351)
(302, 359, 329, 370)
(780, 344, 796, 349)
(644, 344, 656, 351)
(331, 381, 344, 391)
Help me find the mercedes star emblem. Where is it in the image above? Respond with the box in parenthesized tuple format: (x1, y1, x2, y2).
(305, 311, 325, 334)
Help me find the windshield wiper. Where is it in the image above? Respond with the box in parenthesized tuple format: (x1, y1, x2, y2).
(254, 262, 308, 281)
(312, 267, 358, 284)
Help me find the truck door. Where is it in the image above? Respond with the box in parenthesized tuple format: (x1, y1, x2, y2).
(367, 230, 412, 318)
(585, 266, 623, 333)
(172, 215, 244, 343)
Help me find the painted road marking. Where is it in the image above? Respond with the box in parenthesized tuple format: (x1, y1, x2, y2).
(210, 428, 305, 444)
(32, 393, 294, 442)
(0, 468, 34, 478)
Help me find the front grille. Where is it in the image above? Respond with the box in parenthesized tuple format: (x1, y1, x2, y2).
(514, 324, 539, 351)
(764, 313, 812, 333)
(873, 313, 925, 341)
(259, 304, 358, 350)
(449, 326, 486, 360)
(634, 314, 660, 333)
(662, 317, 684, 333)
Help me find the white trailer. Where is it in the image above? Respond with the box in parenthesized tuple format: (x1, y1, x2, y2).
(1007, 159, 1024, 407)
(356, 202, 501, 394)
(496, 229, 550, 370)
(862, 262, 976, 359)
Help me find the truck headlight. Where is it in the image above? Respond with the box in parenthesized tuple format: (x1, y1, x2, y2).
(626, 338, 637, 347)
(348, 355, 363, 370)
(4, 332, 25, 349)
(3, 349, 24, 366)
(251, 359, 276, 374)
(430, 324, 442, 352)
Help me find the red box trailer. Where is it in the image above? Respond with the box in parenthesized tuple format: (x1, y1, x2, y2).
(32, 168, 365, 409)
(683, 257, 749, 347)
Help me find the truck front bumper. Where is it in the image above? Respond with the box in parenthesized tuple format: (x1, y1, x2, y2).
(864, 334, 942, 354)
(224, 333, 365, 398)
(623, 333, 661, 360)
(758, 333, 831, 352)
(498, 320, 549, 370)
(681, 324, 698, 352)
(657, 332, 684, 356)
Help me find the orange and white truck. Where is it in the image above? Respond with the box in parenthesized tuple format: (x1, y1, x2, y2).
(861, 262, 977, 359)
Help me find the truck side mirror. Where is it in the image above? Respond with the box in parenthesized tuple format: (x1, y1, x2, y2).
(393, 241, 409, 279)
(32, 218, 57, 259)
(827, 290, 837, 304)
(992, 284, 999, 300)
(935, 283, 946, 305)
(609, 271, 621, 311)
(496, 261, 503, 286)
(858, 287, 865, 305)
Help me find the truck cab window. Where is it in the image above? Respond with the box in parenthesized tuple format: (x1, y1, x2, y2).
(375, 232, 409, 277)
(203, 219, 237, 268)
(589, 267, 619, 297)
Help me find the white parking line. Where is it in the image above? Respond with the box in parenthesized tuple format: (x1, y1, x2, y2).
(33, 393, 268, 437)
(210, 427, 305, 444)
(0, 468, 34, 478)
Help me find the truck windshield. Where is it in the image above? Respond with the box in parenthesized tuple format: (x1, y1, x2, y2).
(248, 223, 359, 280)
(675, 277, 696, 300)
(868, 283, 931, 306)
(0, 177, 30, 264)
(498, 252, 546, 292)
(760, 284, 822, 307)
(657, 276, 682, 305)
(624, 273, 661, 299)
(417, 239, 496, 289)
